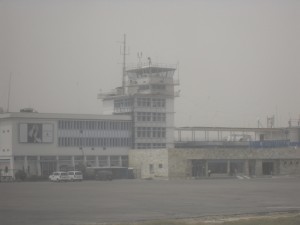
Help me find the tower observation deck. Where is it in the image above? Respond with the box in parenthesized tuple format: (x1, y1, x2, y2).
(98, 63, 179, 149)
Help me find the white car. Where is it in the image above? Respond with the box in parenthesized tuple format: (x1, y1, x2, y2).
(67, 171, 83, 181)
(49, 171, 69, 182)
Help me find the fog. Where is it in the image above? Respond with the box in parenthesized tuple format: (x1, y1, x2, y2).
(1, 0, 299, 128)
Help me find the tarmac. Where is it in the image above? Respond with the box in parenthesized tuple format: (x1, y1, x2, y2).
(1, 176, 300, 225)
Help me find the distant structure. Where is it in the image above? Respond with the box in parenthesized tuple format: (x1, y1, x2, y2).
(1, 36, 300, 181)
(99, 63, 179, 149)
(98, 34, 179, 149)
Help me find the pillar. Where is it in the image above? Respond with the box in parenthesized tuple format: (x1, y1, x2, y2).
(24, 156, 28, 175)
(255, 159, 263, 176)
(244, 160, 249, 176)
(205, 160, 208, 176)
(10, 156, 14, 178)
(119, 156, 122, 167)
(56, 156, 59, 171)
(107, 156, 111, 167)
(37, 156, 41, 176)
(227, 160, 230, 175)
(95, 156, 99, 167)
(71, 156, 75, 170)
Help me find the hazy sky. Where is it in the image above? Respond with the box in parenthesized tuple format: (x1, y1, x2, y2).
(1, 0, 299, 128)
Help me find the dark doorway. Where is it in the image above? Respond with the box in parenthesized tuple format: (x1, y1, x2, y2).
(262, 162, 274, 175)
(248, 160, 256, 176)
(229, 161, 244, 176)
(191, 160, 206, 177)
(208, 160, 227, 174)
(259, 134, 264, 141)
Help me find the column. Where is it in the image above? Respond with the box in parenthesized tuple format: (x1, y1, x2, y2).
(244, 160, 249, 176)
(227, 160, 230, 175)
(255, 160, 263, 176)
(10, 156, 14, 178)
(24, 156, 28, 175)
(56, 156, 59, 171)
(108, 156, 111, 167)
(71, 156, 75, 170)
(119, 156, 122, 167)
(205, 160, 208, 177)
(37, 156, 41, 176)
(83, 155, 87, 166)
(95, 156, 99, 167)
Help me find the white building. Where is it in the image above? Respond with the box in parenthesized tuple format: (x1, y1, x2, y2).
(0, 112, 132, 178)
(99, 64, 179, 149)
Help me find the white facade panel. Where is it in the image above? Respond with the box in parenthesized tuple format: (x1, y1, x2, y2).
(0, 112, 132, 178)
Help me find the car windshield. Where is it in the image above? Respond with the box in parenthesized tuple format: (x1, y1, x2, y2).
(61, 172, 67, 176)
(75, 172, 82, 175)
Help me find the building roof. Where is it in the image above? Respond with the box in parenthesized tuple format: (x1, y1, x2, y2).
(0, 112, 131, 121)
(126, 65, 176, 74)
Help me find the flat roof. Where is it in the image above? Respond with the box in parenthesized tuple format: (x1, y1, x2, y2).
(0, 112, 131, 121)
(126, 66, 176, 74)
(176, 126, 287, 132)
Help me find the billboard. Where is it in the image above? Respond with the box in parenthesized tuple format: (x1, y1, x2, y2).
(19, 123, 53, 143)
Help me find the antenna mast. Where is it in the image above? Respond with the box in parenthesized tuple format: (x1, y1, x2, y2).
(7, 73, 12, 112)
(121, 34, 129, 94)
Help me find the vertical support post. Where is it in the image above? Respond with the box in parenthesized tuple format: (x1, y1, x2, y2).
(37, 156, 41, 176)
(227, 160, 230, 176)
(56, 156, 59, 171)
(108, 156, 111, 167)
(244, 160, 249, 176)
(72, 156, 75, 170)
(119, 156, 122, 167)
(10, 156, 14, 178)
(205, 161, 209, 177)
(24, 156, 28, 175)
(95, 156, 99, 167)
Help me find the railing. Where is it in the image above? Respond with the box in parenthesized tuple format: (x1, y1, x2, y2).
(175, 140, 298, 148)
(126, 63, 177, 70)
(249, 140, 292, 148)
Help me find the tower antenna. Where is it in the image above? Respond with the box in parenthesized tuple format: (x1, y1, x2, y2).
(7, 73, 12, 112)
(120, 34, 129, 94)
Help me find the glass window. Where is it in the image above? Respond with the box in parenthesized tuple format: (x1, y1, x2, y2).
(110, 156, 120, 167)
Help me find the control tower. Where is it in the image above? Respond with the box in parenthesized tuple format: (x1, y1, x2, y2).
(98, 62, 179, 149)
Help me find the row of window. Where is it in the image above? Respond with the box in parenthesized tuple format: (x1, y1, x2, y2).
(58, 120, 131, 131)
(138, 84, 166, 91)
(14, 155, 128, 167)
(114, 98, 166, 109)
(128, 70, 174, 78)
(136, 127, 166, 138)
(114, 99, 133, 108)
(137, 98, 166, 108)
(136, 143, 166, 149)
(58, 137, 131, 147)
(136, 112, 166, 122)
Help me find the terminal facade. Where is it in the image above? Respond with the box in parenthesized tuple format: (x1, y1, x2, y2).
(0, 112, 131, 177)
(1, 63, 300, 179)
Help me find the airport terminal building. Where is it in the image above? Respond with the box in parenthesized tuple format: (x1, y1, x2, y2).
(0, 112, 131, 177)
(1, 63, 300, 180)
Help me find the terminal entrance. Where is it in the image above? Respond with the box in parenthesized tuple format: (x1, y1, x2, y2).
(262, 161, 274, 175)
(191, 160, 206, 177)
(229, 160, 244, 175)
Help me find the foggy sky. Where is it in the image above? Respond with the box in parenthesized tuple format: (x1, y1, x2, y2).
(1, 0, 299, 128)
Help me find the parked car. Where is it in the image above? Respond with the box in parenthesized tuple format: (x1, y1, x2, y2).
(67, 171, 83, 181)
(95, 170, 113, 181)
(49, 171, 69, 182)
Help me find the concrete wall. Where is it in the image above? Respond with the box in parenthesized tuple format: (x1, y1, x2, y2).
(129, 148, 300, 179)
(128, 149, 168, 179)
(168, 148, 300, 178)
